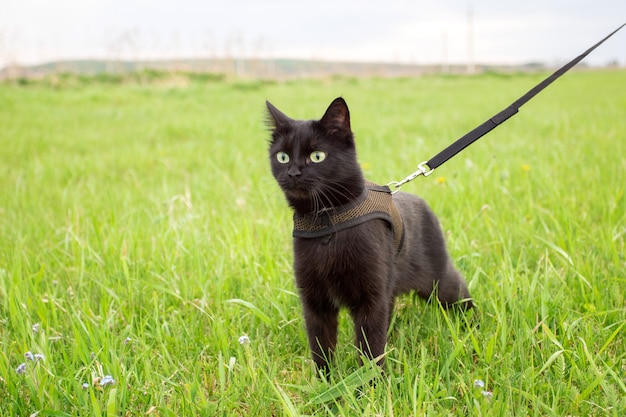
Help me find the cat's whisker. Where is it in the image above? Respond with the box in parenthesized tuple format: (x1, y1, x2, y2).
(320, 180, 356, 206)
(310, 189, 322, 221)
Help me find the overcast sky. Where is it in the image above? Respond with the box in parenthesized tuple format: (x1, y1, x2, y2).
(1, 0, 625, 68)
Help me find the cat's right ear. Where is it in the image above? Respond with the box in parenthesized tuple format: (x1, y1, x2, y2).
(266, 100, 293, 132)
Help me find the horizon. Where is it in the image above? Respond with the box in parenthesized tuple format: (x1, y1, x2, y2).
(4, 56, 617, 81)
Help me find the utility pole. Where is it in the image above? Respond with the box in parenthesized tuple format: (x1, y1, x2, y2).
(442, 30, 449, 74)
(467, 2, 475, 74)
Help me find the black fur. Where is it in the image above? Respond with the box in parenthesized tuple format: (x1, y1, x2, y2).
(267, 97, 472, 373)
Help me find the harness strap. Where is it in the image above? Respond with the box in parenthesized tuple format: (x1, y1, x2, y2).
(293, 181, 405, 253)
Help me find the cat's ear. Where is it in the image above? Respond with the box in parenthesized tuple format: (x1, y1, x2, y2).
(320, 97, 351, 136)
(266, 100, 293, 132)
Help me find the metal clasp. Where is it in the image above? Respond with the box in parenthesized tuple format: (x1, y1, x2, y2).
(387, 161, 434, 194)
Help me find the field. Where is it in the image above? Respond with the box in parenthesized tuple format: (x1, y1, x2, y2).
(0, 69, 625, 416)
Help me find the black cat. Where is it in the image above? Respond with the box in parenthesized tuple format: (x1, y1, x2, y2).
(266, 97, 473, 373)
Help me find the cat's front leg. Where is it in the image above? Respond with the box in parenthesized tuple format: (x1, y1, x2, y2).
(351, 301, 390, 366)
(302, 301, 339, 374)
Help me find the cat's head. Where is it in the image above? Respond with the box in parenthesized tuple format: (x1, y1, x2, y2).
(266, 97, 364, 214)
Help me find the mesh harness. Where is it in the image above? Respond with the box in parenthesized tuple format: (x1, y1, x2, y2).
(292, 181, 405, 253)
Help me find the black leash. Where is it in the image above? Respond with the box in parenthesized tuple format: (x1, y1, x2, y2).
(388, 22, 626, 192)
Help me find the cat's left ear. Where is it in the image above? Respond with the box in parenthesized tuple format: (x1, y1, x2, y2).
(320, 97, 351, 136)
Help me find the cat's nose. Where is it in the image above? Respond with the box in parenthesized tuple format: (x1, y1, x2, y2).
(288, 165, 302, 178)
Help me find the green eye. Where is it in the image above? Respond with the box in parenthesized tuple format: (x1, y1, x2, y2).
(276, 151, 290, 164)
(310, 151, 326, 163)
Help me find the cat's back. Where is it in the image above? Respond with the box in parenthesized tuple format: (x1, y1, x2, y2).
(392, 191, 431, 229)
(392, 190, 449, 261)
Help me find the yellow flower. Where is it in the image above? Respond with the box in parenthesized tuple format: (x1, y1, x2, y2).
(521, 164, 530, 172)
(361, 162, 371, 170)
(436, 176, 446, 184)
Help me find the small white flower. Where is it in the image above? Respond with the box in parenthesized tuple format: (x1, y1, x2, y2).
(25, 351, 34, 361)
(482, 390, 493, 400)
(238, 335, 250, 345)
(32, 323, 40, 333)
(82, 382, 89, 390)
(100, 375, 115, 387)
(124, 337, 132, 345)
(16, 363, 27, 375)
(34, 353, 45, 362)
(473, 379, 485, 388)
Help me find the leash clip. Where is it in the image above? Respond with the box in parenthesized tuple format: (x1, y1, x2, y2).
(387, 161, 434, 194)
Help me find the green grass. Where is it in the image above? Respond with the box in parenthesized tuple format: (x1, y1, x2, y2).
(0, 70, 625, 416)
